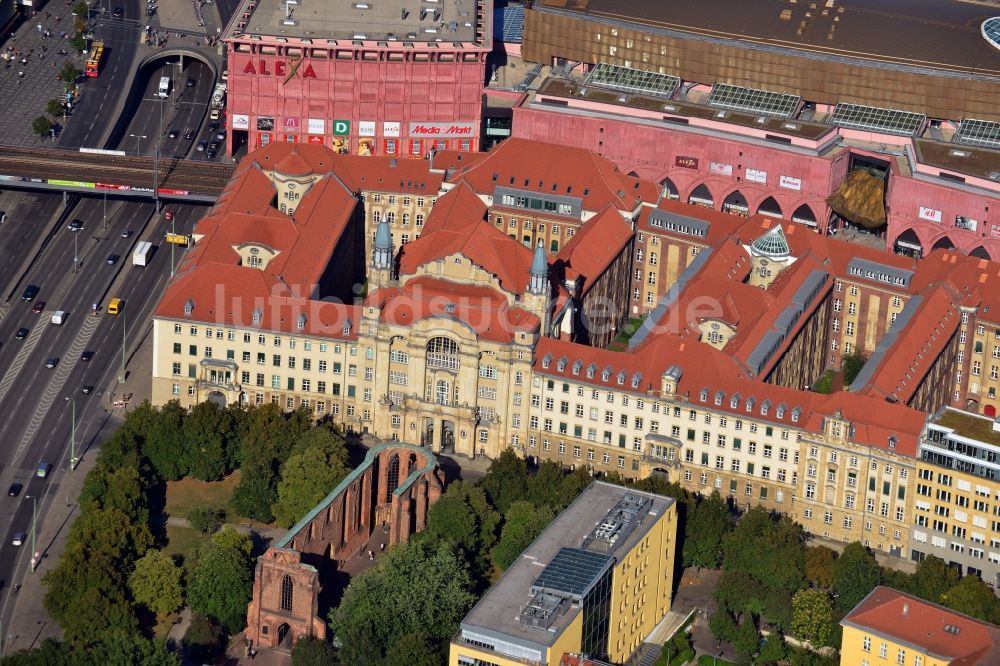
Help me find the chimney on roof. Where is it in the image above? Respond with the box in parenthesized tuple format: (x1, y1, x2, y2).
(902, 602, 909, 617)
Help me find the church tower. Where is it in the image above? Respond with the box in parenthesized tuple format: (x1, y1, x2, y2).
(370, 219, 394, 288)
(523, 244, 552, 334)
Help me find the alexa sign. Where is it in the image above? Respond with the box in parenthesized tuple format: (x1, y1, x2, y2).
(242, 59, 317, 78)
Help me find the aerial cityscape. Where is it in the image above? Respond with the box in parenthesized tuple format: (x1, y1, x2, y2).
(0, 0, 998, 665)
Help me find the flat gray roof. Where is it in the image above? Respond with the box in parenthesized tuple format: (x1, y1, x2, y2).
(235, 0, 484, 42)
(459, 481, 674, 654)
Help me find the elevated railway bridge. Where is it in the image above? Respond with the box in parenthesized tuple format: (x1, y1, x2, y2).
(0, 145, 233, 204)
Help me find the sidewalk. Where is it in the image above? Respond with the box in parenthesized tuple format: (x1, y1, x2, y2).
(0, 5, 86, 146)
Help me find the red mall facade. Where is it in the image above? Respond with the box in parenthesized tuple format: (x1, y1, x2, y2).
(223, 40, 489, 158)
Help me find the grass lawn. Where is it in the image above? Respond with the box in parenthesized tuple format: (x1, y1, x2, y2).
(162, 524, 212, 560)
(164, 471, 241, 522)
(697, 656, 736, 666)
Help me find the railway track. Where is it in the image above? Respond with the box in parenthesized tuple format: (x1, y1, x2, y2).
(0, 145, 234, 194)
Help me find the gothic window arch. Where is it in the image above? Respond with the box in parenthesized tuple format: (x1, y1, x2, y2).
(280, 574, 293, 612)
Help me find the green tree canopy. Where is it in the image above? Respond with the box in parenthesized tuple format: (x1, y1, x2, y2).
(211, 525, 253, 556)
(67, 507, 154, 566)
(141, 400, 190, 481)
(477, 449, 529, 514)
(329, 540, 475, 665)
(941, 575, 1000, 624)
(129, 549, 184, 615)
(831, 542, 881, 612)
(790, 588, 834, 647)
(186, 544, 253, 634)
(187, 505, 226, 534)
(907, 555, 960, 603)
(46, 99, 65, 117)
(272, 429, 350, 528)
(291, 636, 338, 666)
(183, 613, 227, 662)
(382, 633, 443, 666)
(184, 400, 233, 481)
(491, 500, 555, 570)
(733, 615, 760, 660)
(419, 480, 500, 581)
(32, 116, 54, 139)
(683, 490, 731, 568)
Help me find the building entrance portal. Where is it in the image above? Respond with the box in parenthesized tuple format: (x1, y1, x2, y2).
(441, 420, 455, 452)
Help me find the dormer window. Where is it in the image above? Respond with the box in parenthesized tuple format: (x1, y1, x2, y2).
(184, 298, 195, 316)
(297, 313, 307, 331)
(251, 307, 263, 325)
(761, 400, 771, 416)
(729, 393, 741, 409)
(631, 372, 642, 389)
(888, 435, 897, 450)
(616, 370, 626, 385)
(745, 397, 756, 412)
(572, 360, 583, 375)
(715, 391, 724, 406)
(557, 356, 568, 372)
(602, 367, 612, 381)
(700, 388, 709, 402)
(342, 318, 352, 335)
(776, 403, 787, 419)
(791, 407, 801, 423)
(587, 363, 597, 379)
(542, 353, 552, 369)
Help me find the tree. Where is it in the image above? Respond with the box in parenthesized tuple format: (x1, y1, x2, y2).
(85, 630, 179, 666)
(142, 400, 190, 481)
(186, 544, 253, 634)
(183, 613, 227, 662)
(758, 632, 787, 665)
(32, 116, 54, 139)
(383, 633, 443, 666)
(790, 588, 834, 647)
(941, 575, 1000, 624)
(733, 616, 760, 660)
(709, 607, 738, 643)
(184, 400, 232, 481)
(329, 540, 475, 665)
(188, 505, 226, 534)
(211, 525, 253, 556)
(0, 639, 74, 666)
(683, 491, 730, 568)
(129, 549, 184, 615)
(68, 507, 153, 566)
(831, 542, 881, 612)
(804, 546, 837, 590)
(491, 500, 555, 570)
(478, 449, 529, 514)
(419, 481, 500, 582)
(291, 636, 338, 666)
(908, 555, 959, 603)
(233, 404, 309, 521)
(46, 99, 65, 118)
(232, 464, 277, 522)
(58, 62, 82, 84)
(841, 351, 868, 385)
(272, 432, 350, 528)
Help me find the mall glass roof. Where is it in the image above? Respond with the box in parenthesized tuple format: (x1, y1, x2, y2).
(707, 83, 800, 118)
(983, 17, 1000, 51)
(832, 102, 926, 137)
(585, 62, 680, 99)
(955, 118, 1000, 149)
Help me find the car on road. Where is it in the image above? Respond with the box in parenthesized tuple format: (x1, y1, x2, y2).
(206, 148, 218, 159)
(44, 356, 58, 369)
(31, 301, 45, 314)
(82, 385, 94, 395)
(207, 121, 219, 133)
(184, 129, 195, 140)
(106, 253, 119, 265)
(15, 327, 28, 340)
(112, 6, 123, 18)
(186, 77, 196, 87)
(214, 130, 226, 142)
(7, 483, 22, 497)
(11, 532, 25, 547)
(121, 229, 132, 238)
(196, 140, 208, 152)
(81, 350, 94, 362)
(168, 128, 180, 139)
(21, 285, 39, 301)
(209, 141, 220, 152)
(164, 210, 174, 221)
(67, 219, 83, 232)
(36, 462, 52, 478)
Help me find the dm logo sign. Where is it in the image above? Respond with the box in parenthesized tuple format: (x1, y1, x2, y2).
(332, 120, 350, 136)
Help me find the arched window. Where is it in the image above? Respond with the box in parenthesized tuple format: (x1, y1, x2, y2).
(385, 453, 400, 501)
(280, 574, 293, 612)
(426, 337, 460, 371)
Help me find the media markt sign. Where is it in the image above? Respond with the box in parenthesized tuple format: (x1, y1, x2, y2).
(332, 120, 351, 136)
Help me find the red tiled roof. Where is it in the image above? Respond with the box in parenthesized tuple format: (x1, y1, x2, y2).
(328, 154, 443, 194)
(807, 393, 923, 457)
(371, 276, 539, 342)
(445, 138, 657, 212)
(398, 183, 535, 294)
(635, 198, 747, 245)
(843, 587, 1000, 664)
(429, 149, 488, 174)
(556, 206, 633, 286)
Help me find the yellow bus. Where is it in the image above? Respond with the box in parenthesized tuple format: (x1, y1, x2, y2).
(108, 297, 123, 315)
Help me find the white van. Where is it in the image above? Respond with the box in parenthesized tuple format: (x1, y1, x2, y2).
(51, 310, 66, 325)
(158, 76, 170, 98)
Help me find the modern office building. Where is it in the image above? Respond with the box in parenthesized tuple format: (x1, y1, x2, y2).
(841, 586, 1000, 665)
(221, 0, 492, 156)
(449, 481, 677, 666)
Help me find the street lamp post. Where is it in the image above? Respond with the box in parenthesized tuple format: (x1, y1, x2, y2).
(65, 397, 78, 470)
(102, 189, 108, 229)
(129, 132, 146, 156)
(26, 495, 37, 571)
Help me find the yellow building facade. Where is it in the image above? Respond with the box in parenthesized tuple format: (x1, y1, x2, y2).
(449, 482, 677, 666)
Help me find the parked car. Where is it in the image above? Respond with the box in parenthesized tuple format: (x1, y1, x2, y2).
(21, 285, 39, 301)
(215, 130, 226, 142)
(7, 483, 22, 497)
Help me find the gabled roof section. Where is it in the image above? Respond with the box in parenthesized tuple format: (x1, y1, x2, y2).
(445, 138, 656, 212)
(556, 206, 634, 286)
(398, 183, 535, 294)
